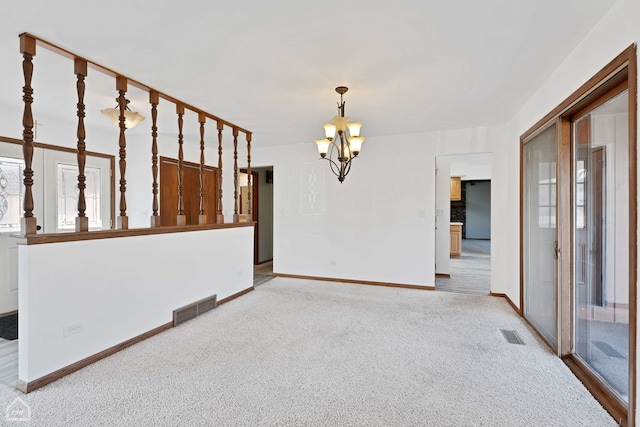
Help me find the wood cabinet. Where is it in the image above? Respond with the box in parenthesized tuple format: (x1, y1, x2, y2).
(450, 223, 462, 257)
(450, 177, 461, 201)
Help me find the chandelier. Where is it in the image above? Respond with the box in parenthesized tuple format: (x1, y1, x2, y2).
(100, 98, 145, 129)
(314, 86, 364, 183)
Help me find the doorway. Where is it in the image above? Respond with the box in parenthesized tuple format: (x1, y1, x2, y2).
(246, 166, 273, 285)
(435, 153, 492, 295)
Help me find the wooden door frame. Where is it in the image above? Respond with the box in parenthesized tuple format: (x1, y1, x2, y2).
(519, 45, 636, 426)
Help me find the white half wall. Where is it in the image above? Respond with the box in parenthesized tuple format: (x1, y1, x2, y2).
(18, 226, 253, 383)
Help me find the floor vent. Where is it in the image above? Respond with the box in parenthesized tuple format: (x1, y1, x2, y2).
(173, 294, 217, 327)
(500, 329, 524, 345)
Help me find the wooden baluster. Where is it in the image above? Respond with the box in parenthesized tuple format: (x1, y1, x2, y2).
(150, 91, 161, 227)
(233, 127, 239, 223)
(176, 104, 186, 226)
(198, 112, 207, 225)
(246, 132, 252, 221)
(19, 34, 37, 236)
(217, 120, 224, 223)
(116, 76, 128, 229)
(75, 58, 89, 232)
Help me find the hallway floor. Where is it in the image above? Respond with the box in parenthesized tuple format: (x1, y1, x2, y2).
(436, 239, 490, 295)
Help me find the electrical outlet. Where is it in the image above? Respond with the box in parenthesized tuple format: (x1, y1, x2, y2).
(63, 323, 83, 337)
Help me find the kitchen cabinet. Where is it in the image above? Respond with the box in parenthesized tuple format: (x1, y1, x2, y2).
(450, 223, 462, 257)
(450, 177, 461, 201)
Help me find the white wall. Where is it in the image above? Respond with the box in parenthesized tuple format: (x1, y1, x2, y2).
(18, 226, 253, 383)
(249, 125, 510, 289)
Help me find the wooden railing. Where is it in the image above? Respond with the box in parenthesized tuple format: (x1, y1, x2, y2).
(17, 32, 253, 237)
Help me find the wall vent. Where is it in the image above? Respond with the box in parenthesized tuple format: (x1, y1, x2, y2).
(173, 294, 217, 327)
(500, 329, 524, 345)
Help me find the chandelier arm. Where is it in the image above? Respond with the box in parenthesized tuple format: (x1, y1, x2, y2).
(325, 156, 341, 178)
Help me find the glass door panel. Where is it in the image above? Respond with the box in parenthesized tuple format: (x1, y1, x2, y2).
(573, 90, 629, 402)
(523, 124, 558, 348)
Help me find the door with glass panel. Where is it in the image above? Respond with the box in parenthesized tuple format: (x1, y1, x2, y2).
(522, 124, 558, 349)
(0, 143, 111, 315)
(573, 89, 629, 403)
(0, 143, 44, 315)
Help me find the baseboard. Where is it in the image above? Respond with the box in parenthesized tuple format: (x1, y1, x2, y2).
(256, 258, 273, 265)
(435, 274, 450, 278)
(217, 286, 255, 306)
(0, 310, 18, 318)
(489, 292, 521, 315)
(273, 273, 435, 291)
(16, 321, 173, 393)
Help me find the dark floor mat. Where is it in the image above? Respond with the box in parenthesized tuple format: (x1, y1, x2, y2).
(0, 313, 17, 340)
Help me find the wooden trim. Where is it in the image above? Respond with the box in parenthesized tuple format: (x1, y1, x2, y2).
(521, 45, 635, 141)
(15, 222, 255, 245)
(257, 258, 273, 265)
(627, 44, 637, 426)
(0, 135, 116, 229)
(217, 287, 254, 306)
(16, 321, 173, 393)
(19, 32, 250, 136)
(0, 310, 18, 318)
(273, 273, 436, 291)
(435, 273, 451, 278)
(519, 46, 636, 423)
(159, 156, 217, 172)
(0, 135, 115, 160)
(489, 292, 521, 315)
(563, 355, 628, 426)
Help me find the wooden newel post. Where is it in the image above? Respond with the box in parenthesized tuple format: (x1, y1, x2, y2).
(176, 104, 186, 226)
(198, 112, 207, 225)
(246, 132, 252, 220)
(150, 91, 161, 227)
(217, 120, 224, 223)
(116, 76, 129, 229)
(19, 33, 37, 236)
(232, 127, 239, 223)
(75, 58, 89, 232)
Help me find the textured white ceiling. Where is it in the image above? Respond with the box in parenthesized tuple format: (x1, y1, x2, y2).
(0, 0, 618, 147)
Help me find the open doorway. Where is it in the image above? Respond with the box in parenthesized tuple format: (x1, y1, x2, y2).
(435, 153, 492, 295)
(241, 166, 274, 285)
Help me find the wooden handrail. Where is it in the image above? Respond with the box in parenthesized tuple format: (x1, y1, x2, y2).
(116, 76, 128, 229)
(150, 91, 161, 227)
(75, 58, 88, 232)
(233, 127, 239, 223)
(198, 112, 207, 225)
(19, 32, 251, 136)
(217, 120, 224, 223)
(19, 34, 37, 236)
(176, 104, 186, 226)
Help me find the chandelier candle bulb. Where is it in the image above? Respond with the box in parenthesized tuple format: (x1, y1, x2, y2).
(315, 139, 330, 157)
(333, 116, 349, 132)
(347, 122, 362, 137)
(323, 124, 336, 140)
(313, 86, 363, 183)
(348, 136, 364, 155)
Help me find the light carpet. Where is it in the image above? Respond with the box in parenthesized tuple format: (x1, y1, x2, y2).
(0, 277, 616, 426)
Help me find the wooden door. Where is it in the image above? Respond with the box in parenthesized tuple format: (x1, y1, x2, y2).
(160, 157, 218, 226)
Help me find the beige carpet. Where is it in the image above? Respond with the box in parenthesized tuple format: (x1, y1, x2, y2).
(0, 278, 615, 426)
